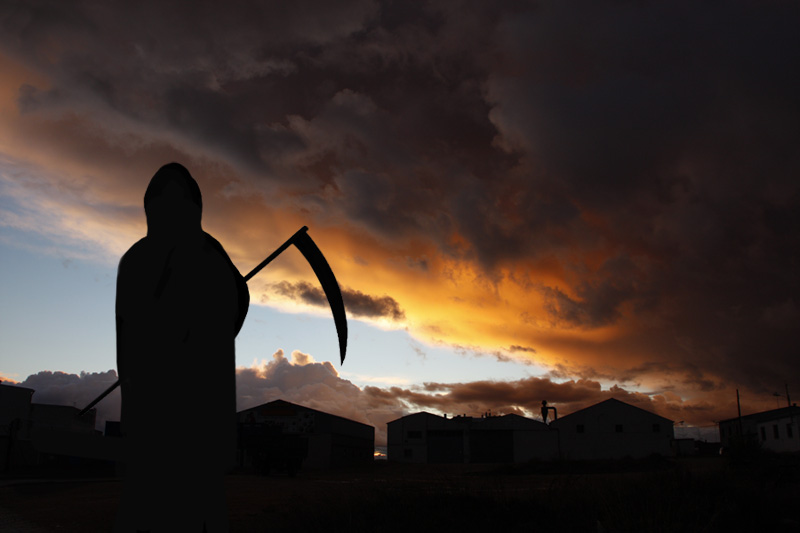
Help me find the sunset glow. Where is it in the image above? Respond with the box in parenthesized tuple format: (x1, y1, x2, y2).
(2, 1, 798, 447)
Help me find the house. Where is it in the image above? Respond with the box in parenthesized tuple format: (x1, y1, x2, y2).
(1, 382, 105, 471)
(550, 398, 674, 460)
(237, 399, 374, 472)
(387, 411, 558, 464)
(719, 405, 800, 453)
(30, 403, 96, 434)
(1, 383, 35, 471)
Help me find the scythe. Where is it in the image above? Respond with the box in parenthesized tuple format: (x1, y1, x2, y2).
(77, 226, 347, 418)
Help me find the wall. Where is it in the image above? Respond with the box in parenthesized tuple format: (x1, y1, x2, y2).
(388, 412, 559, 464)
(553, 400, 673, 461)
(514, 429, 559, 462)
(756, 416, 800, 453)
(238, 400, 374, 470)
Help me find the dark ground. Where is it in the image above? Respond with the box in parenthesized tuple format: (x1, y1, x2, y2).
(2, 455, 799, 532)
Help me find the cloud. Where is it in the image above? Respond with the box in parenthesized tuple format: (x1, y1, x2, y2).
(508, 345, 536, 354)
(0, 0, 798, 413)
(289, 349, 315, 366)
(17, 370, 120, 430)
(0, 372, 21, 384)
(11, 358, 788, 448)
(479, 0, 800, 391)
(236, 350, 402, 445)
(268, 280, 406, 322)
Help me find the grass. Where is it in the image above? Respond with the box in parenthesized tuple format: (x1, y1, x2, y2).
(2, 454, 799, 532)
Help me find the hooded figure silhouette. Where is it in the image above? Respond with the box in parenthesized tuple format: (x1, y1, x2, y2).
(114, 163, 249, 532)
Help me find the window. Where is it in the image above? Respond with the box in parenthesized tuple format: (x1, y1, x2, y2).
(773, 425, 780, 439)
(407, 430, 422, 439)
(760, 427, 766, 441)
(652, 424, 661, 433)
(576, 424, 584, 434)
(615, 424, 623, 433)
(787, 424, 794, 438)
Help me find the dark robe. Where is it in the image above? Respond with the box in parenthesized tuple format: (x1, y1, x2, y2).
(114, 166, 248, 532)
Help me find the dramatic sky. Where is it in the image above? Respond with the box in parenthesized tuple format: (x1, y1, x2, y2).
(1, 0, 798, 446)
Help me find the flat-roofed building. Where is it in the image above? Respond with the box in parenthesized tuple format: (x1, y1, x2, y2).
(387, 411, 557, 464)
(1, 383, 35, 471)
(1, 382, 104, 470)
(719, 405, 800, 453)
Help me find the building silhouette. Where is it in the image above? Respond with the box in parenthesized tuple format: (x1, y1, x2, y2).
(719, 405, 800, 453)
(237, 399, 374, 472)
(1, 383, 36, 471)
(551, 398, 674, 460)
(388, 399, 676, 464)
(1, 382, 104, 472)
(2, 383, 375, 474)
(387, 411, 558, 464)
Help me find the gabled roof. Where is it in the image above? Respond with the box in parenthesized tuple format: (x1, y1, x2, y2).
(387, 411, 549, 428)
(386, 411, 442, 425)
(552, 398, 673, 424)
(501, 413, 534, 421)
(238, 399, 373, 429)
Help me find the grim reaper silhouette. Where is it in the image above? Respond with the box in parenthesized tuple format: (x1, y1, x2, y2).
(111, 163, 346, 531)
(114, 163, 248, 532)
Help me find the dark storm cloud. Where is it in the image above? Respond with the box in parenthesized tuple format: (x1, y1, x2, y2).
(535, 253, 652, 329)
(270, 280, 405, 321)
(548, 361, 723, 394)
(0, 0, 514, 226)
(1, 0, 378, 172)
(486, 1, 800, 392)
(343, 286, 406, 321)
(449, 344, 539, 366)
(508, 345, 536, 354)
(2, 0, 798, 399)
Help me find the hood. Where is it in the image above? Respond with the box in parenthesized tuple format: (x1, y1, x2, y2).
(144, 163, 203, 240)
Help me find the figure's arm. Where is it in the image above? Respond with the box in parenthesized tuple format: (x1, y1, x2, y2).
(115, 241, 152, 387)
(202, 233, 249, 335)
(115, 250, 136, 387)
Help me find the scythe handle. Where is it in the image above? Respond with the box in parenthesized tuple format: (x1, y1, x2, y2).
(78, 225, 318, 418)
(243, 226, 308, 282)
(78, 380, 119, 417)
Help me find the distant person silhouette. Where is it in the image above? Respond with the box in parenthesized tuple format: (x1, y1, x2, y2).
(114, 163, 249, 532)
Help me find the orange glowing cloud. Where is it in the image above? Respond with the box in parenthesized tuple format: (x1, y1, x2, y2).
(1, 0, 798, 425)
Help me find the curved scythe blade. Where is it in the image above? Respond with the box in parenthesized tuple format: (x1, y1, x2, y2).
(291, 229, 348, 364)
(78, 226, 348, 418)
